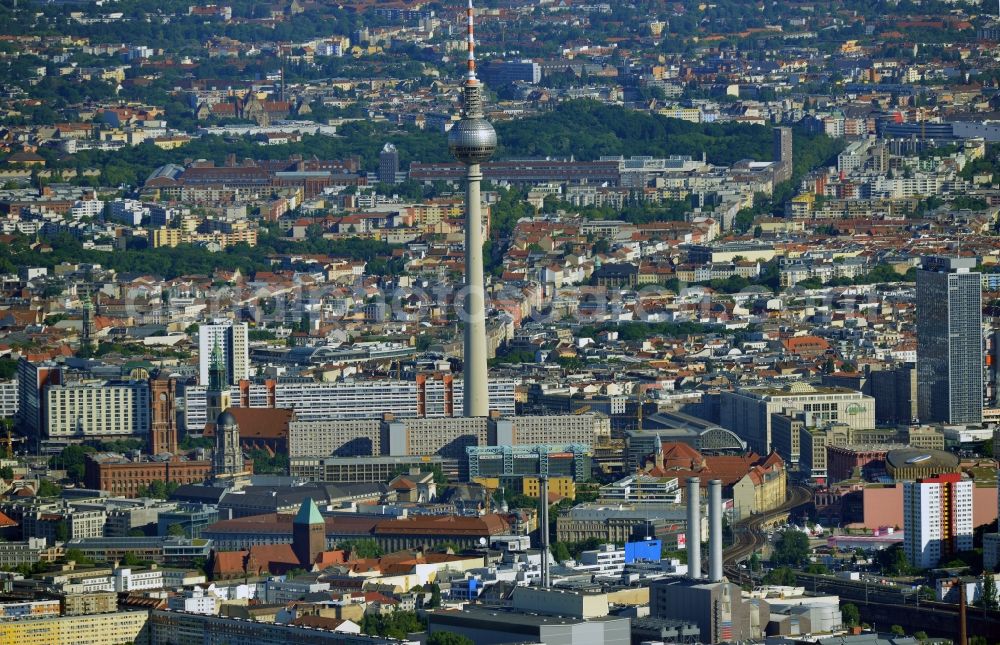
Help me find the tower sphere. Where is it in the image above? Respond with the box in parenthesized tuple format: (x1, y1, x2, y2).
(448, 117, 497, 164)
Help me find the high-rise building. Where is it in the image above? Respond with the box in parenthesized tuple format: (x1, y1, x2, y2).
(16, 358, 61, 442)
(903, 473, 973, 569)
(45, 380, 150, 439)
(197, 321, 249, 387)
(916, 256, 983, 425)
(772, 126, 793, 183)
(148, 377, 178, 455)
(448, 0, 496, 417)
(868, 364, 918, 425)
(378, 142, 399, 184)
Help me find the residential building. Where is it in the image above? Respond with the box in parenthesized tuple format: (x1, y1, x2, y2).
(0, 610, 151, 645)
(903, 473, 973, 569)
(198, 321, 249, 386)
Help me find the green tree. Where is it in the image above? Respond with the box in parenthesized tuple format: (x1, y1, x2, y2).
(553, 541, 572, 563)
(841, 603, 860, 627)
(890, 625, 905, 637)
(980, 573, 998, 610)
(50, 444, 95, 482)
(63, 548, 93, 566)
(339, 539, 383, 558)
(360, 611, 426, 639)
(36, 479, 62, 498)
(428, 633, 474, 645)
(875, 544, 911, 576)
(762, 566, 797, 586)
(428, 583, 441, 608)
(0, 466, 13, 480)
(913, 631, 928, 641)
(771, 530, 810, 567)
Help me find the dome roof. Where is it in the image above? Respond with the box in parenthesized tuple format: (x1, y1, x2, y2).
(216, 410, 238, 427)
(885, 448, 958, 471)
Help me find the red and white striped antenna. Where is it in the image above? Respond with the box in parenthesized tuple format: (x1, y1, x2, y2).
(466, 0, 478, 84)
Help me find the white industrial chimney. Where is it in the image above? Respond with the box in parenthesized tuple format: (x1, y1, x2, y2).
(709, 478, 723, 582)
(686, 477, 701, 579)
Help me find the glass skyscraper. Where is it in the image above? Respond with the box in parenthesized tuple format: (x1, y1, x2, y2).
(916, 256, 983, 425)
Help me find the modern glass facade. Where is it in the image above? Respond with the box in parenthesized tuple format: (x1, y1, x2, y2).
(917, 256, 983, 425)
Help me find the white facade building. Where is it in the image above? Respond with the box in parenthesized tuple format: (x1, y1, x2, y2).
(0, 380, 18, 418)
(45, 381, 150, 438)
(198, 321, 250, 387)
(903, 474, 973, 569)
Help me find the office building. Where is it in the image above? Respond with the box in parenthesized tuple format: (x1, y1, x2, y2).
(464, 443, 592, 482)
(197, 321, 249, 386)
(903, 473, 973, 569)
(772, 126, 793, 183)
(479, 60, 542, 85)
(16, 358, 62, 441)
(868, 364, 918, 425)
(378, 142, 399, 184)
(917, 256, 983, 425)
(719, 382, 875, 455)
(289, 454, 452, 483)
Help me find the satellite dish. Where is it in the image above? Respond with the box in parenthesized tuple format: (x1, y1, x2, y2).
(479, 537, 487, 546)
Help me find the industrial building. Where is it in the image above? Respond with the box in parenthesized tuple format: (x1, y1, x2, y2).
(649, 478, 771, 643)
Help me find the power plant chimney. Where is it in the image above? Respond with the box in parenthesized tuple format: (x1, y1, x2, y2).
(686, 477, 701, 579)
(539, 475, 550, 588)
(709, 478, 724, 582)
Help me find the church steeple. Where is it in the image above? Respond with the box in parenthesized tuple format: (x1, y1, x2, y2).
(205, 339, 231, 432)
(208, 339, 228, 392)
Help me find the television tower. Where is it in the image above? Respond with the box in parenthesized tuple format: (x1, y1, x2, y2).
(449, 0, 496, 417)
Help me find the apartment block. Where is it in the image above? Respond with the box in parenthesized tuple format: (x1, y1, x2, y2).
(904, 473, 973, 569)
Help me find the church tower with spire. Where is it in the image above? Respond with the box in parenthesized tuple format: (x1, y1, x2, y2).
(205, 340, 231, 428)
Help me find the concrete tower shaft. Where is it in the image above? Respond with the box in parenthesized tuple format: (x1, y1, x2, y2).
(449, 0, 494, 417)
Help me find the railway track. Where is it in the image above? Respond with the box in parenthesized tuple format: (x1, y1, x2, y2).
(722, 484, 813, 580)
